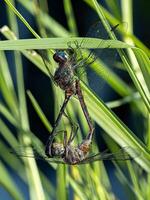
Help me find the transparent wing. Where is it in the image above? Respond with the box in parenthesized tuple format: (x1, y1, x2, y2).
(9, 146, 65, 164)
(78, 147, 140, 164)
(10, 146, 140, 165)
(72, 21, 122, 97)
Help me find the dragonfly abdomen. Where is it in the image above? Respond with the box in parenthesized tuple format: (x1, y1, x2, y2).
(64, 145, 89, 164)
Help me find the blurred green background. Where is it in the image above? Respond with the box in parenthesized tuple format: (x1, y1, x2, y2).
(0, 0, 150, 200)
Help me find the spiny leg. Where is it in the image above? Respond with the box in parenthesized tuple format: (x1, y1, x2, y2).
(68, 122, 79, 145)
(67, 41, 78, 64)
(63, 112, 79, 145)
(67, 40, 84, 65)
(73, 50, 96, 70)
(45, 93, 72, 157)
(76, 80, 94, 141)
(73, 39, 110, 70)
(63, 130, 68, 147)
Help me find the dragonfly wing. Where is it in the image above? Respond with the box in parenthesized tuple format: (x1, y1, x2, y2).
(10, 146, 66, 164)
(10, 146, 47, 160)
(78, 147, 140, 164)
(73, 21, 119, 96)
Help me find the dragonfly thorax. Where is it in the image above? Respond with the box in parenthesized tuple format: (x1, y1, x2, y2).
(54, 63, 76, 91)
(51, 142, 65, 157)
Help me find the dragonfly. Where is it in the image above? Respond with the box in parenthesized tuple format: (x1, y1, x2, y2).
(41, 21, 121, 158)
(12, 21, 130, 164)
(10, 126, 139, 165)
(10, 111, 139, 164)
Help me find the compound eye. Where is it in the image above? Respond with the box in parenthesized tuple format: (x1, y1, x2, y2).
(53, 51, 68, 63)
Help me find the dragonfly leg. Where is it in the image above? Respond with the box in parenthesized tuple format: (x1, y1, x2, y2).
(63, 130, 68, 147)
(76, 80, 94, 141)
(68, 122, 79, 145)
(45, 93, 72, 157)
(63, 112, 79, 144)
(73, 50, 96, 70)
(62, 127, 78, 148)
(67, 40, 85, 65)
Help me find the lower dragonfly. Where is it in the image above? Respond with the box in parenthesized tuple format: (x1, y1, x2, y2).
(11, 112, 139, 165)
(11, 124, 138, 165)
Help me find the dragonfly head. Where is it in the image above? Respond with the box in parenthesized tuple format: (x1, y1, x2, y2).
(53, 51, 68, 64)
(51, 142, 65, 157)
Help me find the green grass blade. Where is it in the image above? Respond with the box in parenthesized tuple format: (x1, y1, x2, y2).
(120, 0, 150, 112)
(123, 49, 150, 112)
(148, 114, 150, 149)
(56, 166, 67, 200)
(133, 48, 150, 92)
(67, 175, 87, 200)
(0, 37, 132, 50)
(2, 2, 46, 198)
(114, 162, 144, 200)
(0, 119, 19, 148)
(3, 0, 40, 39)
(0, 26, 134, 97)
(17, 0, 70, 37)
(0, 103, 18, 126)
(0, 70, 18, 117)
(106, 93, 140, 109)
(91, 0, 150, 112)
(105, 0, 121, 20)
(1, 30, 149, 109)
(83, 0, 150, 57)
(121, 0, 133, 34)
(63, 0, 78, 35)
(0, 161, 24, 200)
(126, 161, 143, 198)
(81, 82, 150, 172)
(0, 50, 17, 102)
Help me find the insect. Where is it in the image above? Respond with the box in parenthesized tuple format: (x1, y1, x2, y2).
(42, 39, 95, 158)
(13, 21, 129, 164)
(41, 130, 138, 165)
(10, 110, 139, 165)
(11, 127, 139, 165)
(42, 21, 121, 158)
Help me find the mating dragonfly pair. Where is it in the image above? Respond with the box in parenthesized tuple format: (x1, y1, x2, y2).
(12, 21, 139, 165)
